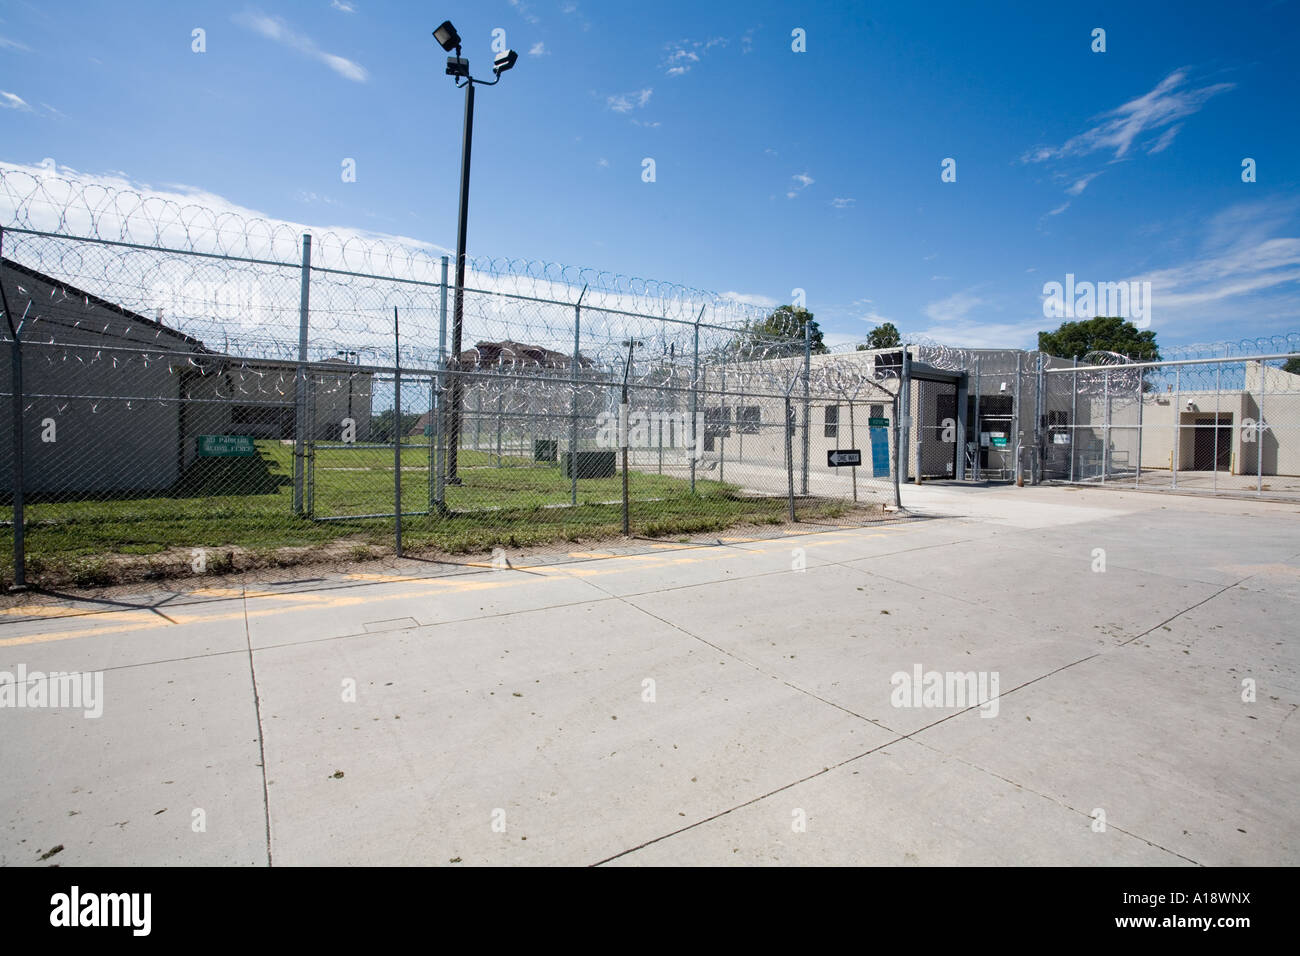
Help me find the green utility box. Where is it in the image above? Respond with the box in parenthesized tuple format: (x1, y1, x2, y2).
(561, 450, 616, 479)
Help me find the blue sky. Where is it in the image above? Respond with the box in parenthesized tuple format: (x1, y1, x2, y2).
(1, 0, 1298, 350)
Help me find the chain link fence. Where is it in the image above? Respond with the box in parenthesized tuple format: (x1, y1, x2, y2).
(1041, 350, 1300, 499)
(1, 170, 904, 591)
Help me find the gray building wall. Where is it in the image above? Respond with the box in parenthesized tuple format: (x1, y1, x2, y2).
(2, 259, 375, 497)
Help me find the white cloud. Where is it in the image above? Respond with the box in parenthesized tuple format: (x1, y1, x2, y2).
(1024, 68, 1233, 164)
(0, 90, 31, 111)
(1066, 172, 1101, 196)
(1047, 201, 1070, 216)
(330, 1, 355, 12)
(830, 197, 855, 209)
(912, 318, 1044, 350)
(1127, 200, 1300, 326)
(0, 35, 31, 52)
(234, 11, 368, 83)
(597, 158, 609, 168)
(559, 1, 591, 31)
(924, 289, 984, 323)
(662, 37, 726, 76)
(508, 0, 540, 26)
(1147, 123, 1182, 155)
(722, 290, 779, 309)
(296, 190, 339, 205)
(787, 172, 814, 199)
(607, 88, 652, 113)
(528, 42, 547, 57)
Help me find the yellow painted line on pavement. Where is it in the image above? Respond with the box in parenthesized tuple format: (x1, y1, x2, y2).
(0, 604, 158, 621)
(1, 525, 918, 646)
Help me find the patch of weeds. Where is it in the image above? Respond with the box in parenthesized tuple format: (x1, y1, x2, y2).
(206, 550, 236, 574)
(69, 556, 115, 588)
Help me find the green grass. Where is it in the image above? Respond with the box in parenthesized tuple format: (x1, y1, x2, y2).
(1, 440, 858, 588)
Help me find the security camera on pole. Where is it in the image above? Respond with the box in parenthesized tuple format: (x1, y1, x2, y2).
(433, 20, 519, 485)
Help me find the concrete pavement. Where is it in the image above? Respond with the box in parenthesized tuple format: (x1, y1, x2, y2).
(1, 483, 1297, 865)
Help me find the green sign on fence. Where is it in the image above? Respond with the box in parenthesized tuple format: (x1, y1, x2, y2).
(197, 435, 257, 457)
(868, 417, 890, 427)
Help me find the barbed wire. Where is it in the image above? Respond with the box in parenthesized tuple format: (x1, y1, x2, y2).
(5, 165, 1295, 411)
(0, 167, 775, 331)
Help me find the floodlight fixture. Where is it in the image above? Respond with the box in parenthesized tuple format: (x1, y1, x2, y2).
(493, 49, 518, 74)
(433, 20, 461, 53)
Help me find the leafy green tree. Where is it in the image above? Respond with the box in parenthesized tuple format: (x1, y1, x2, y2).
(737, 305, 827, 359)
(1282, 354, 1300, 375)
(858, 321, 900, 350)
(370, 409, 423, 443)
(1037, 316, 1160, 360)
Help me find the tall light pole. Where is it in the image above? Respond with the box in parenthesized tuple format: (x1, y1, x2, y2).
(434, 20, 518, 484)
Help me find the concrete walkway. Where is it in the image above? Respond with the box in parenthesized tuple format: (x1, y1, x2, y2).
(1, 484, 1296, 865)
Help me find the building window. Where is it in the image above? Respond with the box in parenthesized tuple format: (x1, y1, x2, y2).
(738, 406, 761, 434)
(875, 351, 903, 380)
(824, 405, 839, 438)
(704, 406, 732, 438)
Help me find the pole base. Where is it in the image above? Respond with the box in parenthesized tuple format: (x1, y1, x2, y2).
(445, 476, 464, 486)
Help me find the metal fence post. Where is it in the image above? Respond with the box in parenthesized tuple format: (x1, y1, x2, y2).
(1214, 363, 1222, 494)
(1013, 351, 1023, 486)
(972, 357, 981, 481)
(0, 234, 26, 590)
(434, 256, 448, 514)
(784, 395, 795, 521)
(1069, 358, 1078, 483)
(891, 391, 902, 509)
(306, 373, 316, 516)
(1034, 352, 1045, 484)
(293, 233, 312, 515)
(690, 305, 702, 495)
(621, 353, 632, 537)
(801, 320, 811, 495)
(1172, 366, 1181, 488)
(570, 288, 585, 507)
(1257, 359, 1266, 494)
(900, 348, 911, 483)
(427, 375, 436, 506)
(1101, 368, 1110, 483)
(393, 306, 402, 557)
(1135, 362, 1144, 487)
(848, 398, 857, 501)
